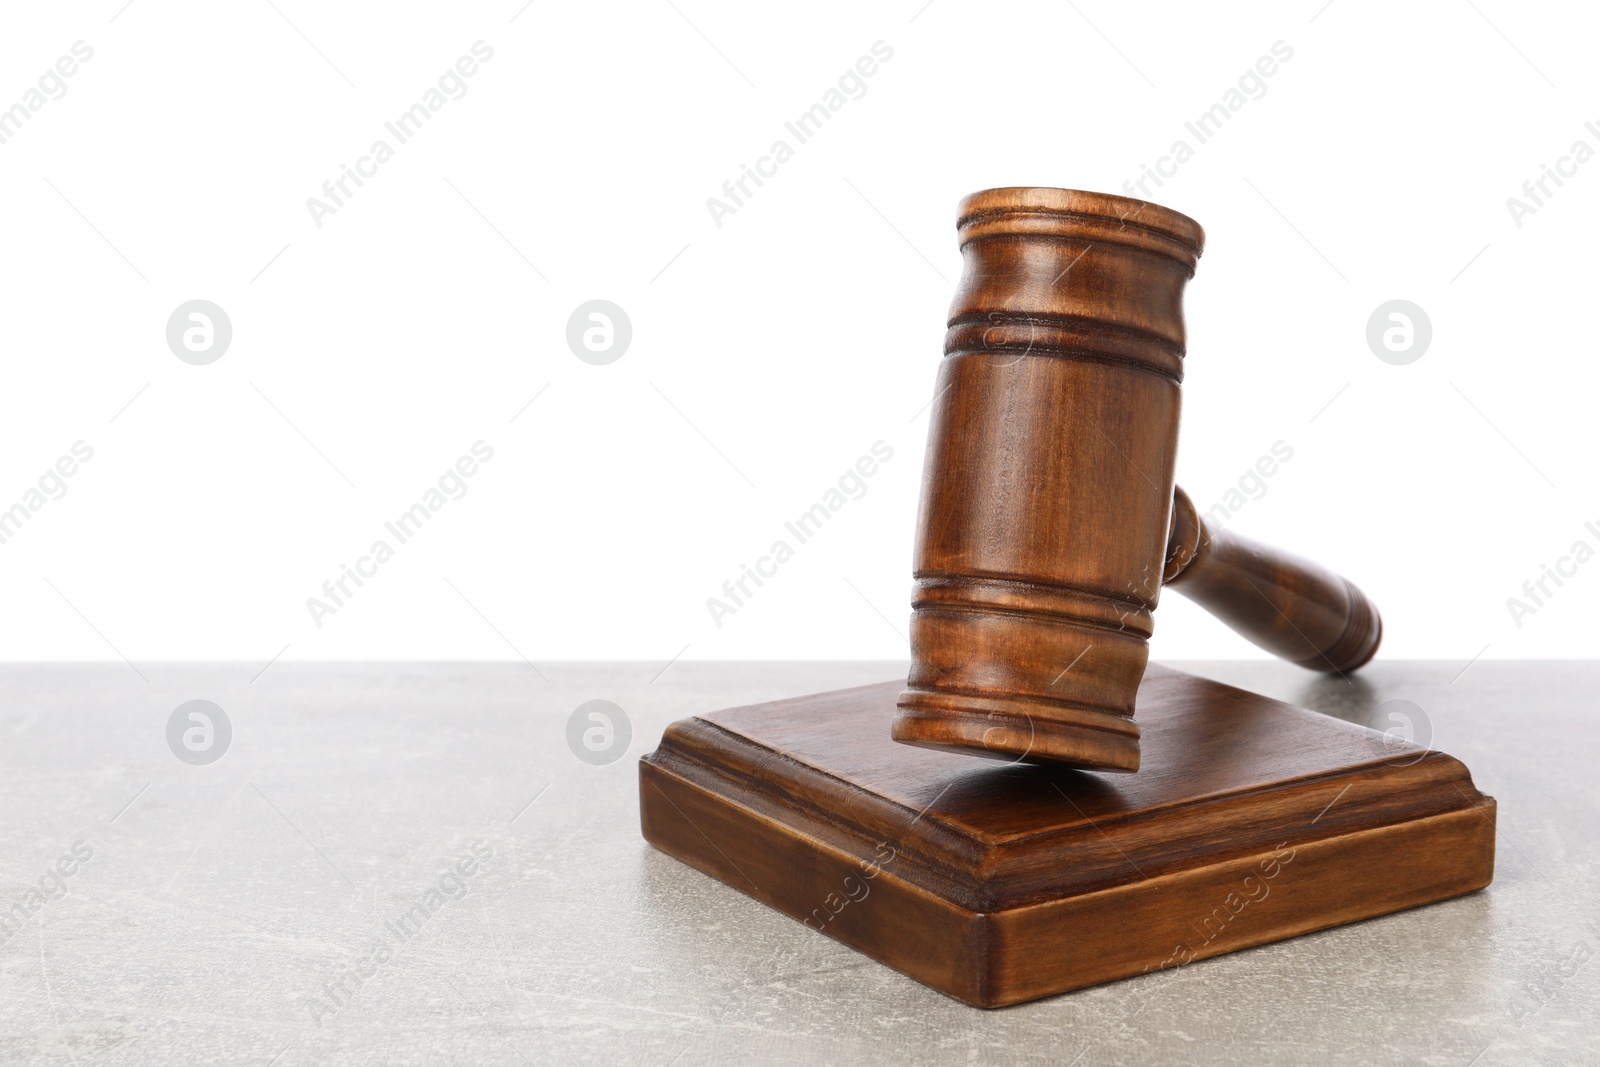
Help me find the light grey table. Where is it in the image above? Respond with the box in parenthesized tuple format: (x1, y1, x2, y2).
(1, 660, 1595, 1065)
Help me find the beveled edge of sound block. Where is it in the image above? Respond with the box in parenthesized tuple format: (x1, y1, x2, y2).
(638, 666, 1497, 1007)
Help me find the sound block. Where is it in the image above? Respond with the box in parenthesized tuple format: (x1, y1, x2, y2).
(639, 665, 1496, 1007)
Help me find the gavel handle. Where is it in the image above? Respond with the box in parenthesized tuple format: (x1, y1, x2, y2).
(1162, 486, 1382, 673)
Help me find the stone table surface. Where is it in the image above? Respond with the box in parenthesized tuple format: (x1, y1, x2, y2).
(0, 660, 1595, 1066)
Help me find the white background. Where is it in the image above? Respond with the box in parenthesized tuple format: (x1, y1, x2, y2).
(0, 0, 1594, 668)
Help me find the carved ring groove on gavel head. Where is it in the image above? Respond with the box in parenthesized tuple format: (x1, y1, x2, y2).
(891, 187, 1380, 773)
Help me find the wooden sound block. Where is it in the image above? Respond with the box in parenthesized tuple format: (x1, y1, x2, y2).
(638, 665, 1496, 1008)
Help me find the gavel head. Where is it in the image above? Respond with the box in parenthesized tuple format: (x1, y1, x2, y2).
(892, 187, 1205, 772)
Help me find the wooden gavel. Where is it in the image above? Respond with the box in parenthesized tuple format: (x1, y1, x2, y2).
(892, 187, 1381, 772)
(1164, 484, 1380, 672)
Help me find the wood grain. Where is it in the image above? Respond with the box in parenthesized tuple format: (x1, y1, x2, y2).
(894, 188, 1203, 772)
(641, 664, 1496, 1008)
(1165, 485, 1382, 672)
(895, 188, 1381, 770)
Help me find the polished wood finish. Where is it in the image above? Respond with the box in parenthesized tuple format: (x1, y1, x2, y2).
(640, 665, 1496, 1008)
(894, 188, 1380, 771)
(1165, 486, 1382, 672)
(895, 189, 1202, 772)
